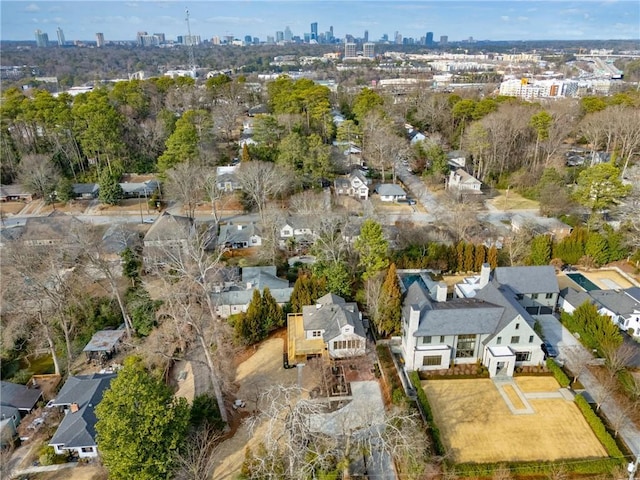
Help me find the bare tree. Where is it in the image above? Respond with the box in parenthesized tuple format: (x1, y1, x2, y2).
(563, 345, 593, 384)
(288, 190, 327, 215)
(235, 161, 289, 221)
(437, 191, 481, 243)
(602, 342, 636, 378)
(164, 162, 206, 220)
(174, 426, 224, 480)
(504, 227, 534, 267)
(362, 111, 407, 182)
(16, 153, 60, 199)
(202, 170, 224, 223)
(591, 374, 615, 412)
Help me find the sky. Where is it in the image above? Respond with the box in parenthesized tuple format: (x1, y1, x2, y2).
(1, 0, 639, 43)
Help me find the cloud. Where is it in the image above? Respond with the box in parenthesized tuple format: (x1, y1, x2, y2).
(500, 15, 510, 21)
(25, 4, 40, 12)
(48, 6, 62, 12)
(517, 16, 528, 21)
(89, 15, 143, 25)
(40, 17, 66, 25)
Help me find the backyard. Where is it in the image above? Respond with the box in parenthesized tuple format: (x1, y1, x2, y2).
(422, 377, 608, 463)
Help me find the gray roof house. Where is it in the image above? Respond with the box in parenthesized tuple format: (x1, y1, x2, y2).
(21, 212, 84, 247)
(218, 222, 262, 249)
(72, 183, 99, 199)
(119, 180, 159, 198)
(0, 184, 33, 202)
(143, 212, 194, 268)
(402, 264, 552, 376)
(0, 381, 43, 415)
(49, 373, 116, 458)
(211, 266, 292, 318)
(334, 170, 369, 200)
(448, 169, 482, 193)
(216, 166, 242, 192)
(279, 215, 315, 249)
(375, 184, 406, 202)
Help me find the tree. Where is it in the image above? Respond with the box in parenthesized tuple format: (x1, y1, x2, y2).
(120, 247, 141, 286)
(55, 177, 75, 203)
(584, 232, 609, 266)
(463, 243, 475, 272)
(474, 244, 486, 272)
(487, 245, 499, 269)
(173, 426, 223, 480)
(98, 171, 124, 205)
(312, 260, 352, 298)
(529, 110, 552, 169)
(235, 289, 265, 345)
(16, 153, 60, 199)
(529, 235, 552, 265)
(352, 88, 384, 123)
(573, 163, 632, 212)
(563, 345, 593, 384)
(376, 264, 402, 337)
(235, 161, 289, 221)
(354, 219, 389, 280)
(290, 274, 326, 313)
(157, 109, 205, 172)
(95, 356, 190, 480)
(164, 162, 205, 220)
(261, 287, 284, 333)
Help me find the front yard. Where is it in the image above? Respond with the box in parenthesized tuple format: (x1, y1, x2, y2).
(423, 377, 607, 463)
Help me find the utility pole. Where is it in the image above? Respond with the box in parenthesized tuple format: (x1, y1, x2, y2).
(185, 8, 196, 77)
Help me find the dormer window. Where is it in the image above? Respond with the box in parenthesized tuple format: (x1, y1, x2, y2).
(312, 330, 322, 337)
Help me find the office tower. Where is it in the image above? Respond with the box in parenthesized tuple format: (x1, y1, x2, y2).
(276, 31, 284, 42)
(311, 22, 318, 41)
(136, 31, 148, 46)
(363, 42, 375, 58)
(244, 35, 252, 44)
(253, 37, 259, 44)
(96, 32, 105, 47)
(56, 27, 65, 46)
(426, 31, 433, 46)
(266, 35, 275, 44)
(34, 29, 49, 47)
(364, 30, 369, 42)
(284, 26, 292, 42)
(183, 35, 200, 46)
(439, 35, 448, 44)
(330, 26, 334, 40)
(394, 31, 402, 44)
(381, 33, 388, 42)
(153, 33, 165, 43)
(211, 36, 221, 45)
(344, 42, 356, 58)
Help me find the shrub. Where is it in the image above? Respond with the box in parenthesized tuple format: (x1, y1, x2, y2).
(38, 446, 67, 466)
(546, 358, 570, 387)
(409, 371, 446, 457)
(451, 458, 622, 477)
(391, 388, 406, 405)
(574, 394, 624, 458)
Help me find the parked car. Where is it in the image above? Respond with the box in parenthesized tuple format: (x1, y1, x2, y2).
(541, 341, 558, 358)
(406, 197, 417, 205)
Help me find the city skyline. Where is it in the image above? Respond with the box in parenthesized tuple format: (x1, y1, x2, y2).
(1, 1, 639, 43)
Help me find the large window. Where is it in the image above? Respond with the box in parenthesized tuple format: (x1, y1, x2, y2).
(545, 293, 554, 299)
(455, 334, 476, 358)
(515, 351, 531, 362)
(333, 340, 362, 350)
(511, 336, 520, 344)
(422, 355, 442, 366)
(421, 336, 432, 344)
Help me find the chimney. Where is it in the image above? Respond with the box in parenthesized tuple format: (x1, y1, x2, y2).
(480, 263, 491, 288)
(70, 403, 79, 413)
(435, 282, 448, 302)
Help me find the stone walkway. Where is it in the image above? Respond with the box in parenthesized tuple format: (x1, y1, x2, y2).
(492, 377, 572, 415)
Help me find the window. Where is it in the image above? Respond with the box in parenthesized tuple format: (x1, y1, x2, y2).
(531, 293, 539, 299)
(455, 334, 476, 358)
(312, 331, 322, 337)
(422, 336, 432, 344)
(333, 340, 362, 350)
(515, 323, 520, 330)
(516, 294, 524, 300)
(422, 355, 442, 366)
(545, 293, 554, 299)
(496, 336, 502, 345)
(81, 447, 94, 453)
(515, 352, 531, 362)
(440, 335, 445, 343)
(511, 336, 520, 344)
(529, 335, 534, 343)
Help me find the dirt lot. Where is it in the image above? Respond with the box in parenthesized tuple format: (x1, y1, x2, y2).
(423, 377, 607, 463)
(32, 464, 107, 480)
(0, 201, 27, 216)
(211, 336, 297, 479)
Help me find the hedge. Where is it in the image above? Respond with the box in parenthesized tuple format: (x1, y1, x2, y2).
(546, 358, 570, 387)
(376, 344, 405, 405)
(574, 394, 624, 458)
(408, 371, 446, 456)
(451, 457, 623, 477)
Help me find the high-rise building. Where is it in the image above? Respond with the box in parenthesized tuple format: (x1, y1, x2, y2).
(310, 22, 318, 41)
(276, 31, 284, 42)
(284, 26, 292, 42)
(363, 42, 375, 58)
(95, 32, 105, 47)
(394, 31, 402, 44)
(381, 33, 389, 42)
(426, 31, 434, 46)
(56, 27, 65, 46)
(153, 33, 165, 43)
(364, 30, 369, 43)
(211, 36, 221, 45)
(330, 26, 334, 40)
(244, 35, 252, 44)
(440, 35, 448, 44)
(35, 29, 49, 47)
(344, 42, 356, 58)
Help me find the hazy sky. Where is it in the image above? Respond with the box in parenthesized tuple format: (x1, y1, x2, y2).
(1, 0, 639, 42)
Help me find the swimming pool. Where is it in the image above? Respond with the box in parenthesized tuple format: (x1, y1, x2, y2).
(566, 273, 600, 292)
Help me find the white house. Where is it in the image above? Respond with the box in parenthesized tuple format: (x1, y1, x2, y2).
(49, 373, 116, 459)
(216, 165, 241, 192)
(375, 184, 406, 202)
(402, 264, 553, 377)
(279, 215, 315, 249)
(334, 170, 369, 200)
(448, 169, 482, 192)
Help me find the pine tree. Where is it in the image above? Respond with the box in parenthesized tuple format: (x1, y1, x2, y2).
(473, 244, 486, 272)
(463, 243, 475, 272)
(240, 289, 265, 344)
(456, 241, 466, 272)
(354, 219, 389, 280)
(290, 275, 312, 313)
(530, 235, 552, 265)
(241, 143, 251, 162)
(377, 264, 402, 337)
(585, 232, 609, 266)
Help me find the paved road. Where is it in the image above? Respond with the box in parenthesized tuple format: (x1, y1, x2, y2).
(537, 314, 640, 458)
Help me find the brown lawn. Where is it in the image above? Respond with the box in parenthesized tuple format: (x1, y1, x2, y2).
(487, 190, 539, 211)
(423, 378, 607, 463)
(0, 201, 27, 215)
(33, 464, 107, 479)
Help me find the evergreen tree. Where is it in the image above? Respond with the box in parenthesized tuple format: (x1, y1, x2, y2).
(290, 275, 312, 313)
(98, 171, 124, 205)
(262, 287, 283, 333)
(463, 243, 475, 272)
(377, 264, 402, 337)
(95, 356, 190, 480)
(487, 245, 499, 269)
(602, 225, 627, 263)
(585, 232, 609, 266)
(312, 261, 352, 298)
(55, 177, 75, 203)
(241, 143, 251, 162)
(530, 235, 552, 265)
(553, 227, 587, 265)
(354, 219, 389, 280)
(456, 241, 465, 272)
(120, 247, 141, 286)
(238, 289, 265, 344)
(474, 244, 486, 272)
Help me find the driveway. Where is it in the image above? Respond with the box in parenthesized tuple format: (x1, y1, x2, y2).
(537, 314, 640, 457)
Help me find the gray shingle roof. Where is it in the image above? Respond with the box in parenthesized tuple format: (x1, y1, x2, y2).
(560, 287, 592, 309)
(211, 287, 293, 307)
(242, 266, 289, 290)
(302, 295, 365, 341)
(49, 373, 116, 450)
(493, 266, 559, 295)
(589, 288, 640, 316)
(144, 212, 192, 243)
(376, 184, 406, 197)
(72, 183, 99, 195)
(219, 222, 261, 245)
(0, 381, 43, 411)
(413, 297, 504, 336)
